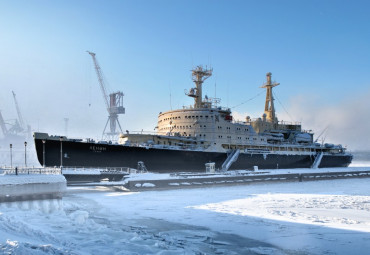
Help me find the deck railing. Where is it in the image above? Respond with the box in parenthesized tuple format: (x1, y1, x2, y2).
(0, 166, 131, 175)
(0, 166, 62, 175)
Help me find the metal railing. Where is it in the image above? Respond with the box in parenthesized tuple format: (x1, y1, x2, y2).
(60, 166, 130, 174)
(0, 166, 62, 175)
(0, 166, 131, 175)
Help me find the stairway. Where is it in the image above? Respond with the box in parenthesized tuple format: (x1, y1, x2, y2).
(311, 152, 324, 169)
(221, 149, 240, 172)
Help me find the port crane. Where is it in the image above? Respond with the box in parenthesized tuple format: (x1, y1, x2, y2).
(0, 91, 31, 142)
(87, 51, 125, 140)
(0, 111, 8, 137)
(11, 91, 25, 133)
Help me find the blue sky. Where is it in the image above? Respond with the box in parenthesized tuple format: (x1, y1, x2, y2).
(0, 0, 369, 149)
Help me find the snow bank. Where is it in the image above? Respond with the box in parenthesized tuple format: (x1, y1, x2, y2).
(1, 173, 370, 254)
(61, 169, 101, 175)
(0, 174, 65, 185)
(0, 175, 66, 202)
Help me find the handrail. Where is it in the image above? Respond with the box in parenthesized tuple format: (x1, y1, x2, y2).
(0, 166, 130, 175)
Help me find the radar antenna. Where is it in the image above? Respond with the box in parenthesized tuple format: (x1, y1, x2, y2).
(186, 66, 213, 108)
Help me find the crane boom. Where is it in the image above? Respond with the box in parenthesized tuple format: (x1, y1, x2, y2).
(12, 91, 25, 130)
(87, 51, 110, 110)
(0, 111, 8, 136)
(86, 51, 125, 140)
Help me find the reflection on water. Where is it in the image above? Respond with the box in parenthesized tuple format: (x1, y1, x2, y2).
(0, 199, 63, 213)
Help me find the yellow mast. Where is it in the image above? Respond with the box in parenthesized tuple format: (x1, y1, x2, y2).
(261, 72, 279, 123)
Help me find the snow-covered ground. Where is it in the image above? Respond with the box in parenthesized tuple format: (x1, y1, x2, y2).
(1, 168, 370, 254)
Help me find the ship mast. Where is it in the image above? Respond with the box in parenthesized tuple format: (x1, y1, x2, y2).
(186, 66, 213, 108)
(261, 72, 279, 123)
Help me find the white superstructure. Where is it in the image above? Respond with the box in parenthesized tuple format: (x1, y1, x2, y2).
(119, 66, 346, 157)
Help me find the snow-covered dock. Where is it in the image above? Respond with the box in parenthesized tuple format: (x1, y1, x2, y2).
(0, 174, 66, 202)
(123, 167, 370, 191)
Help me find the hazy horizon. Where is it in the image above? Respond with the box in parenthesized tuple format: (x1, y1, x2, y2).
(1, 0, 369, 150)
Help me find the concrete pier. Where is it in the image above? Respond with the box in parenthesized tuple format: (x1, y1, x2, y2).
(0, 174, 66, 202)
(124, 169, 370, 191)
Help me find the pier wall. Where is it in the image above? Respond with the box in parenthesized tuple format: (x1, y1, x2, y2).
(125, 170, 370, 191)
(0, 175, 66, 202)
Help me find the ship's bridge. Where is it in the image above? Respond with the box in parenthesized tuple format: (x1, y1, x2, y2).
(156, 105, 270, 149)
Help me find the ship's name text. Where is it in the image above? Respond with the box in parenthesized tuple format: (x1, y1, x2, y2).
(89, 146, 107, 152)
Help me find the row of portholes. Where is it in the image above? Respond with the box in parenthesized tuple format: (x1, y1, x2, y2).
(159, 125, 193, 131)
(185, 115, 213, 119)
(215, 136, 264, 142)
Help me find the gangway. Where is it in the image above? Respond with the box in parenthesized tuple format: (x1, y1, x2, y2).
(221, 149, 240, 172)
(311, 152, 324, 169)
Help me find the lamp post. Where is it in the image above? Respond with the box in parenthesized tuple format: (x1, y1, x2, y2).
(10, 144, 12, 169)
(24, 141, 27, 168)
(60, 137, 63, 169)
(42, 140, 46, 167)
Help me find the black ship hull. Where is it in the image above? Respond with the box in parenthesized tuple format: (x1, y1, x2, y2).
(34, 138, 352, 173)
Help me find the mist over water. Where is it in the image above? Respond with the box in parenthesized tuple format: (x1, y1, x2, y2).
(234, 89, 370, 152)
(282, 90, 370, 151)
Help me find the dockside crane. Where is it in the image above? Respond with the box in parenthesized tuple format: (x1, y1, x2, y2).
(9, 91, 31, 138)
(12, 91, 25, 131)
(87, 51, 125, 140)
(0, 111, 8, 137)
